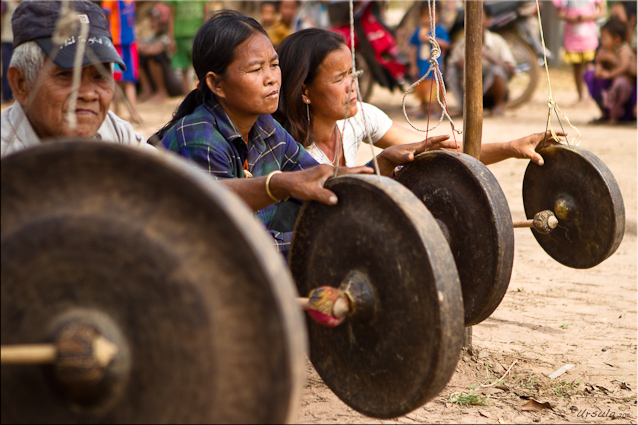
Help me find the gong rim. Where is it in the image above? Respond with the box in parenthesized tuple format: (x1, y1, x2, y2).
(396, 151, 515, 326)
(290, 175, 463, 419)
(522, 145, 625, 269)
(1, 141, 306, 423)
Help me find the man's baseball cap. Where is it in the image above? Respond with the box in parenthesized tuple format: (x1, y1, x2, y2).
(12, 0, 126, 70)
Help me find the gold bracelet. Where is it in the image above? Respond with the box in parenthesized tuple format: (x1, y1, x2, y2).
(265, 170, 284, 203)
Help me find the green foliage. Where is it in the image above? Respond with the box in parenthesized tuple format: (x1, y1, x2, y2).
(448, 390, 489, 406)
(553, 380, 582, 397)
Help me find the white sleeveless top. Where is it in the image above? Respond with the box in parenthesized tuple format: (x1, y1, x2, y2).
(305, 102, 393, 166)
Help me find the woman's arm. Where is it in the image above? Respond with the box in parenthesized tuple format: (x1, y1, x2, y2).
(222, 165, 373, 211)
(375, 122, 454, 148)
(479, 131, 562, 165)
(425, 131, 564, 165)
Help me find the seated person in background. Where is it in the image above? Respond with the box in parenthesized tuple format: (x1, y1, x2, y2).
(275, 28, 560, 172)
(1, 0, 147, 157)
(259, 1, 277, 31)
(609, 1, 637, 49)
(155, 10, 373, 257)
(409, 1, 450, 119)
(266, 0, 299, 48)
(138, 2, 183, 102)
(1, 1, 344, 227)
(588, 18, 637, 124)
(445, 6, 515, 116)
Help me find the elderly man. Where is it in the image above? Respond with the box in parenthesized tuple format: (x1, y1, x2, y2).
(1, 0, 146, 157)
(0, 0, 372, 219)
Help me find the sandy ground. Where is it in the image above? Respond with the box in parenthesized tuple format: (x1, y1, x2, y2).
(4, 66, 633, 423)
(298, 72, 638, 423)
(129, 68, 636, 424)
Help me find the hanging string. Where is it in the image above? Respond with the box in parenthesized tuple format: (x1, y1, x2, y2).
(535, 0, 581, 146)
(401, 0, 461, 151)
(334, 0, 381, 180)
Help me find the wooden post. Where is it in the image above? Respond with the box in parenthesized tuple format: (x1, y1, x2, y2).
(463, 0, 484, 350)
(463, 0, 483, 160)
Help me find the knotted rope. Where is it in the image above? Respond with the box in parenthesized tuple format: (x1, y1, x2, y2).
(334, 0, 382, 180)
(535, 0, 581, 146)
(401, 0, 461, 148)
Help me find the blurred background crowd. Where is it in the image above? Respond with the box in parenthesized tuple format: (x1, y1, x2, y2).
(1, 0, 636, 124)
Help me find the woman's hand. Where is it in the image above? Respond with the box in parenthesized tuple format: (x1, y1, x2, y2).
(478, 131, 566, 166)
(272, 164, 374, 205)
(374, 135, 449, 176)
(425, 134, 455, 151)
(506, 130, 566, 165)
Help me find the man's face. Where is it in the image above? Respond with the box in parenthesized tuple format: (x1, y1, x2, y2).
(22, 61, 114, 140)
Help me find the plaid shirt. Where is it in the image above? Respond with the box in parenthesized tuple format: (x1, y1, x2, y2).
(161, 94, 318, 255)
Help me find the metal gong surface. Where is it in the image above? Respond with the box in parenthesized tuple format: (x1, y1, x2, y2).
(396, 151, 515, 326)
(522, 145, 625, 269)
(289, 175, 464, 419)
(1, 141, 306, 424)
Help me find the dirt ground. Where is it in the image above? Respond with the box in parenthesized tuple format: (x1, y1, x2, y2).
(299, 72, 637, 423)
(123, 67, 636, 424)
(4, 65, 632, 423)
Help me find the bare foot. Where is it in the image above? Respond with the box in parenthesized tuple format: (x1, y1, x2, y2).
(138, 91, 154, 103)
(571, 97, 591, 107)
(492, 105, 505, 116)
(146, 92, 168, 103)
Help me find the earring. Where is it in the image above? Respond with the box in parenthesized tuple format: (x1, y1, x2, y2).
(306, 103, 310, 124)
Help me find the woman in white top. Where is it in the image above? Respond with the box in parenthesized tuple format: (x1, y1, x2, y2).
(274, 28, 559, 173)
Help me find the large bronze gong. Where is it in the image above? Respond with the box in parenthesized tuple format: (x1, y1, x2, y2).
(289, 175, 464, 419)
(1, 141, 306, 423)
(522, 145, 625, 269)
(396, 151, 515, 326)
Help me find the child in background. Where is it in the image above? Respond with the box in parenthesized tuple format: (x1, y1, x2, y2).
(591, 18, 637, 124)
(259, 1, 277, 31)
(267, 0, 299, 48)
(138, 3, 183, 103)
(409, 2, 450, 119)
(553, 0, 606, 104)
(166, 1, 206, 94)
(609, 1, 637, 50)
(102, 0, 141, 123)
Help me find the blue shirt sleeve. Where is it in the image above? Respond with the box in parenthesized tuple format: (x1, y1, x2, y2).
(436, 25, 450, 44)
(277, 122, 320, 172)
(410, 27, 420, 47)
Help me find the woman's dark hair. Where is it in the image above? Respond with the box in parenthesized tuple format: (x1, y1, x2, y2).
(154, 10, 267, 141)
(602, 17, 628, 41)
(274, 28, 345, 147)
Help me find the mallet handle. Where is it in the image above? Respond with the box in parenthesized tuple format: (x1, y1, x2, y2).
(1, 344, 57, 364)
(297, 296, 349, 318)
(513, 215, 558, 229)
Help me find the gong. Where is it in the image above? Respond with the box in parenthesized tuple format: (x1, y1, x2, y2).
(522, 145, 625, 269)
(1, 141, 306, 423)
(289, 175, 464, 419)
(396, 151, 515, 327)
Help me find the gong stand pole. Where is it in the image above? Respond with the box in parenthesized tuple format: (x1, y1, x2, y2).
(463, 0, 484, 350)
(1, 344, 58, 364)
(463, 0, 484, 160)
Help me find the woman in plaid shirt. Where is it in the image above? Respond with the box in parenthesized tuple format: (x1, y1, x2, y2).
(154, 10, 376, 257)
(156, 10, 442, 257)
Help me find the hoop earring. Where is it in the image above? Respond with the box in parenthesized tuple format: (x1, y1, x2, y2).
(306, 103, 310, 124)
